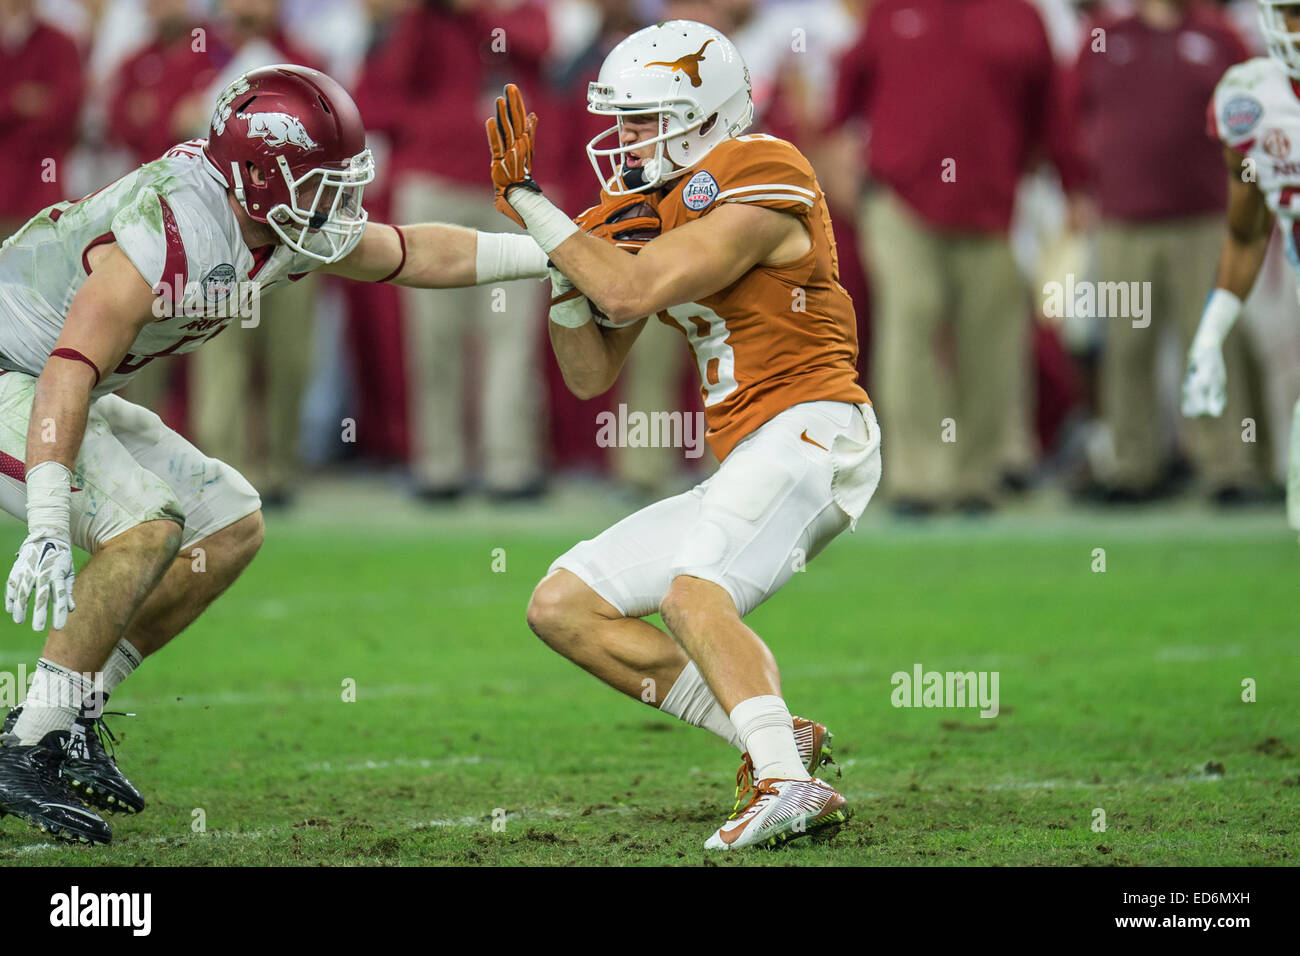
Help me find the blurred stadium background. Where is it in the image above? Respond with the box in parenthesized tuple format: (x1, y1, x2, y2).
(1, 0, 1298, 865)
(3, 0, 1297, 511)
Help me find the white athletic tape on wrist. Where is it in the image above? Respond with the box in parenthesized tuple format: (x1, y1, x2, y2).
(507, 189, 579, 254)
(475, 231, 549, 284)
(593, 312, 647, 329)
(1192, 288, 1242, 353)
(25, 461, 72, 534)
(548, 268, 591, 328)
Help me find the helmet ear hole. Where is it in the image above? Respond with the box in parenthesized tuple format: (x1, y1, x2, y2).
(245, 162, 268, 187)
(699, 114, 718, 136)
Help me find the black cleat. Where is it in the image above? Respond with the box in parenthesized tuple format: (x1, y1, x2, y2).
(0, 731, 112, 844)
(62, 700, 145, 815)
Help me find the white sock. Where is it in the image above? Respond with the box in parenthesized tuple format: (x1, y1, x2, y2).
(11, 659, 95, 745)
(102, 639, 143, 695)
(658, 662, 743, 750)
(729, 695, 809, 782)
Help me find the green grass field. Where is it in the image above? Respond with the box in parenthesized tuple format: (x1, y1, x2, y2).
(1, 481, 1296, 866)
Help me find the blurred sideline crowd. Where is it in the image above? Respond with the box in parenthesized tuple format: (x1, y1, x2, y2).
(2, 0, 1298, 513)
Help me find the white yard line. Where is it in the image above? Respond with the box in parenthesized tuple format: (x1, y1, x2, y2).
(302, 755, 488, 773)
(1154, 645, 1244, 662)
(109, 682, 452, 709)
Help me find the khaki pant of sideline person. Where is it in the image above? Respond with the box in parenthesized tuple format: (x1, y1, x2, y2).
(190, 272, 317, 496)
(863, 188, 1026, 503)
(395, 173, 543, 493)
(1096, 215, 1256, 491)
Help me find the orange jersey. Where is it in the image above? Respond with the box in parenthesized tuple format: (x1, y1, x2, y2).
(653, 134, 869, 460)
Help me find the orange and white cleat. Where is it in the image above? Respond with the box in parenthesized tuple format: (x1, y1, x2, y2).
(705, 777, 849, 850)
(731, 716, 837, 817)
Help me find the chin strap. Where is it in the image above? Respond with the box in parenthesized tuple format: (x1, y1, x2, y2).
(228, 161, 247, 207)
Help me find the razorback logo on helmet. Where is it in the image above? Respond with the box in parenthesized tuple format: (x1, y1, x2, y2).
(205, 65, 374, 263)
(239, 111, 319, 150)
(211, 77, 251, 136)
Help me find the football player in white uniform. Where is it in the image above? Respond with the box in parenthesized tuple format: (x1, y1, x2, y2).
(0, 64, 548, 844)
(1185, 1, 1300, 527)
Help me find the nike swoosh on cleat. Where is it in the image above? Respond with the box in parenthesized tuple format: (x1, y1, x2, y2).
(719, 814, 756, 846)
(800, 430, 829, 451)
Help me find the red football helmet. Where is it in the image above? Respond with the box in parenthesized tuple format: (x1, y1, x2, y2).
(205, 64, 375, 263)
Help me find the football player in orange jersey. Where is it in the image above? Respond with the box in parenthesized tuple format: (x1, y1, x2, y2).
(487, 20, 880, 849)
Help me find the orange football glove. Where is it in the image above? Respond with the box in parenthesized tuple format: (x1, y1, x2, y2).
(574, 192, 661, 252)
(486, 83, 540, 228)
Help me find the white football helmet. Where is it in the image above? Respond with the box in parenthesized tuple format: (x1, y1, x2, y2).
(586, 19, 754, 196)
(1259, 1, 1300, 79)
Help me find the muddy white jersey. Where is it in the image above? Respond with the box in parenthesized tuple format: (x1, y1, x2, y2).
(0, 140, 327, 397)
(1213, 57, 1300, 280)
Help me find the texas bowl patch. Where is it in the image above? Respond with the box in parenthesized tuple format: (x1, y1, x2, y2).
(683, 170, 719, 211)
(1222, 95, 1263, 138)
(202, 263, 237, 303)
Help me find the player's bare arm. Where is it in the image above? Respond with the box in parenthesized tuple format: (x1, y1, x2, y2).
(1215, 143, 1276, 298)
(487, 82, 807, 395)
(28, 245, 158, 476)
(1183, 144, 1278, 418)
(542, 205, 805, 398)
(323, 221, 470, 286)
(489, 83, 808, 319)
(4, 244, 163, 633)
(546, 312, 647, 400)
(549, 202, 808, 324)
(321, 221, 544, 288)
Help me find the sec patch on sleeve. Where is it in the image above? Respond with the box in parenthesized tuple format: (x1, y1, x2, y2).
(683, 170, 720, 210)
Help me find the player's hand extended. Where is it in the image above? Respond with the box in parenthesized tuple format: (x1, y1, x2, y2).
(486, 83, 540, 228)
(6, 526, 76, 631)
(1181, 345, 1227, 418)
(575, 192, 661, 251)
